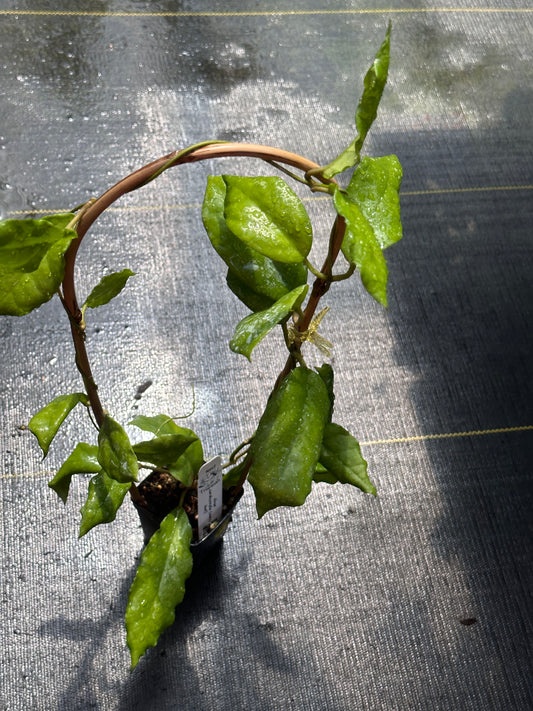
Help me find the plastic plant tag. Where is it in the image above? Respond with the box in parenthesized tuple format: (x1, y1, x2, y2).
(197, 456, 223, 540)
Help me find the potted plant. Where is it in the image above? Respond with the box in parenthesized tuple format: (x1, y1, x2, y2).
(0, 25, 402, 668)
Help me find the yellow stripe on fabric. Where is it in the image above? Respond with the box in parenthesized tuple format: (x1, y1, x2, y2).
(360, 425, 533, 446)
(0, 8, 532, 18)
(6, 183, 532, 218)
(2, 425, 532, 479)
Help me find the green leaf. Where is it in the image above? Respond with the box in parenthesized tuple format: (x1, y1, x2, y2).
(333, 155, 402, 307)
(333, 187, 388, 307)
(318, 423, 376, 495)
(129, 414, 186, 437)
(98, 415, 139, 483)
(230, 284, 308, 360)
(167, 439, 203, 487)
(84, 268, 135, 310)
(133, 433, 198, 469)
(223, 457, 247, 488)
(126, 507, 193, 668)
(248, 366, 331, 517)
(222, 175, 313, 264)
(48, 442, 100, 503)
(79, 470, 131, 537)
(315, 363, 335, 422)
(130, 415, 203, 486)
(321, 24, 391, 179)
(313, 461, 338, 485)
(0, 213, 77, 316)
(225, 269, 274, 313)
(345, 155, 403, 250)
(29, 392, 89, 456)
(202, 176, 307, 310)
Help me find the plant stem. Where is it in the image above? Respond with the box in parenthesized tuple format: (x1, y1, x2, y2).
(60, 142, 329, 427)
(274, 214, 346, 389)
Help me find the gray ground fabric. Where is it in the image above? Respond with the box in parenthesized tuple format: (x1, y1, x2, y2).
(1, 2, 532, 710)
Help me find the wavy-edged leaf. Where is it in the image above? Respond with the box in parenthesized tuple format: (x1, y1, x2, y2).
(202, 176, 307, 310)
(223, 175, 312, 264)
(29, 392, 89, 456)
(126, 507, 193, 668)
(130, 416, 203, 486)
(0, 213, 77, 316)
(84, 268, 135, 310)
(49, 442, 100, 503)
(133, 432, 198, 469)
(79, 470, 131, 537)
(318, 422, 376, 495)
(230, 284, 308, 360)
(333, 187, 388, 307)
(98, 414, 139, 483)
(248, 366, 330, 517)
(321, 24, 391, 179)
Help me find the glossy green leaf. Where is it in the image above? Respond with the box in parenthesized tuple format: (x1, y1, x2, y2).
(248, 366, 330, 517)
(202, 176, 307, 310)
(315, 363, 335, 422)
(48, 442, 100, 503)
(321, 24, 391, 179)
(225, 269, 274, 313)
(0, 213, 77, 316)
(79, 470, 131, 537)
(318, 423, 376, 495)
(129, 414, 187, 437)
(223, 457, 248, 488)
(333, 154, 402, 307)
(222, 175, 313, 264)
(230, 284, 308, 360)
(167, 439, 204, 487)
(345, 155, 403, 249)
(29, 392, 89, 456)
(133, 433, 198, 468)
(333, 187, 389, 307)
(130, 415, 203, 486)
(313, 461, 337, 485)
(84, 268, 135, 310)
(98, 414, 139, 483)
(126, 507, 193, 668)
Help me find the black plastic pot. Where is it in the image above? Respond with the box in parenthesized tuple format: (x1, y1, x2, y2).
(134, 489, 243, 565)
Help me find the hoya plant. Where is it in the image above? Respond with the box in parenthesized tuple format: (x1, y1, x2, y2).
(0, 26, 402, 668)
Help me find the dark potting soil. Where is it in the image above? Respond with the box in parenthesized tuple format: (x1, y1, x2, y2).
(136, 469, 241, 542)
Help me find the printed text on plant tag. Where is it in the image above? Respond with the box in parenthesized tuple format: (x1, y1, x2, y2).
(197, 456, 223, 540)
